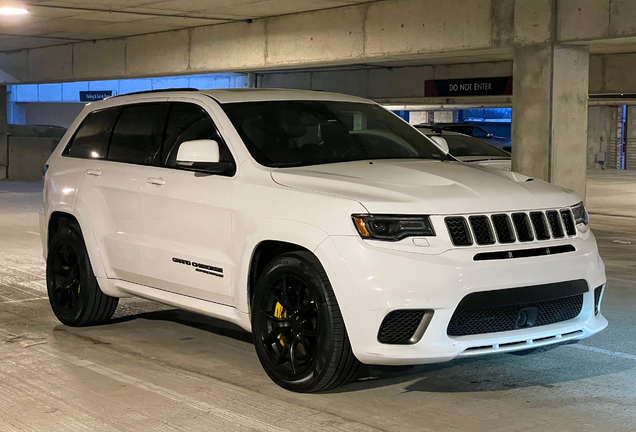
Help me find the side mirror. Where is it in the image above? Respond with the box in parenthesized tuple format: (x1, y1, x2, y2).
(429, 136, 450, 154)
(176, 139, 232, 174)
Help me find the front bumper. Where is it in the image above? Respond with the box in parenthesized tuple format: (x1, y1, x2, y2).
(315, 234, 607, 365)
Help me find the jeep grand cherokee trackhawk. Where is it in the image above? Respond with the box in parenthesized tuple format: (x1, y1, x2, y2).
(41, 89, 607, 392)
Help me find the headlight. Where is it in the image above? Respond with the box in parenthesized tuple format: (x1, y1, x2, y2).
(351, 214, 435, 241)
(571, 202, 588, 225)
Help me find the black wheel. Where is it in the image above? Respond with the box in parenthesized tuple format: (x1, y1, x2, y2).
(251, 251, 359, 392)
(46, 225, 118, 327)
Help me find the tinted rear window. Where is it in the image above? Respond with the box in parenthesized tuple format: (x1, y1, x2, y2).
(64, 108, 119, 159)
(107, 104, 163, 165)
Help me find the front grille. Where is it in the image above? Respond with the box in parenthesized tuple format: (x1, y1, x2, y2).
(512, 213, 534, 242)
(491, 214, 515, 243)
(378, 310, 426, 344)
(530, 212, 550, 240)
(469, 216, 495, 245)
(561, 209, 576, 236)
(546, 211, 564, 238)
(594, 285, 604, 315)
(447, 280, 587, 336)
(445, 217, 472, 246)
(445, 208, 577, 247)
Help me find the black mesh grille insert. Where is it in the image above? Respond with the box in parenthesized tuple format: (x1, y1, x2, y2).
(561, 209, 576, 236)
(594, 285, 603, 316)
(448, 295, 584, 336)
(378, 310, 426, 344)
(491, 214, 515, 243)
(447, 280, 587, 336)
(445, 217, 472, 246)
(546, 210, 564, 238)
(530, 212, 550, 240)
(469, 216, 495, 245)
(512, 213, 533, 242)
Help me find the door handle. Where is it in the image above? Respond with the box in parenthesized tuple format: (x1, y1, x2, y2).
(147, 177, 166, 186)
(85, 169, 102, 177)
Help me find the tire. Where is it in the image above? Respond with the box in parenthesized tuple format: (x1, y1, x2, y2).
(46, 225, 119, 327)
(251, 251, 359, 392)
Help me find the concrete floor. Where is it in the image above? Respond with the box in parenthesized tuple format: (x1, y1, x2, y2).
(1, 172, 635, 432)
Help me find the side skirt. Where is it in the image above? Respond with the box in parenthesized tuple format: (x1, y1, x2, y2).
(96, 277, 252, 332)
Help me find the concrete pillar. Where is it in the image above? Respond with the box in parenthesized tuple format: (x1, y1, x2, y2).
(587, 106, 614, 170)
(511, 1, 590, 200)
(512, 45, 589, 199)
(0, 86, 7, 180)
(624, 106, 636, 171)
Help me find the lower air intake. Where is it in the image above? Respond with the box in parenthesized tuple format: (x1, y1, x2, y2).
(378, 310, 426, 344)
(447, 280, 587, 337)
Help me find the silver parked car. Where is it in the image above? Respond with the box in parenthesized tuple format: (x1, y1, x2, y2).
(415, 126, 512, 171)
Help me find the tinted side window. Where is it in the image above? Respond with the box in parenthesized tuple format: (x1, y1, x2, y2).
(64, 108, 119, 159)
(107, 104, 163, 165)
(163, 103, 234, 170)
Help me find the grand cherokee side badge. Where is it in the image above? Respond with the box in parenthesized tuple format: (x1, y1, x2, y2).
(172, 257, 223, 278)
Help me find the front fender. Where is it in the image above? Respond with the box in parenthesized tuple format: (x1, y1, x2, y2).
(234, 219, 330, 317)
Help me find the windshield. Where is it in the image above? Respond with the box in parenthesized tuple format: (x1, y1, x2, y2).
(222, 101, 445, 168)
(439, 134, 510, 158)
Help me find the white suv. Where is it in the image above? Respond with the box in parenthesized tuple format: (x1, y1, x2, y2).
(41, 89, 607, 392)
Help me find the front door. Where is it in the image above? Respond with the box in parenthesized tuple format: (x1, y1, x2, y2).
(139, 102, 236, 305)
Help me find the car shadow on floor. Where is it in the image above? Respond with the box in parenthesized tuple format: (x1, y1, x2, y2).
(331, 349, 633, 394)
(107, 308, 254, 344)
(65, 306, 631, 395)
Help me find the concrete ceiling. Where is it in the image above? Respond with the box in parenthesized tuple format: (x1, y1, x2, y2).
(0, 0, 376, 52)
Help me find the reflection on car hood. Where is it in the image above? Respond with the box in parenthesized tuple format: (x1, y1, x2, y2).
(271, 159, 578, 214)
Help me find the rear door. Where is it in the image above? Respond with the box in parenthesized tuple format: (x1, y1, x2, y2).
(74, 101, 167, 284)
(138, 100, 236, 305)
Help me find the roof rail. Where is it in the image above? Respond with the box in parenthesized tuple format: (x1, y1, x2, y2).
(109, 88, 199, 99)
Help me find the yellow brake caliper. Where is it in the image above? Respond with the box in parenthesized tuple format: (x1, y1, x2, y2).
(274, 302, 287, 346)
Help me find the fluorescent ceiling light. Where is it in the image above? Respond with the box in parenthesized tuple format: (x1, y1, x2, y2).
(0, 7, 29, 15)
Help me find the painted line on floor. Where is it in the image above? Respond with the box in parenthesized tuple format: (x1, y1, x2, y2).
(0, 297, 48, 304)
(570, 344, 636, 361)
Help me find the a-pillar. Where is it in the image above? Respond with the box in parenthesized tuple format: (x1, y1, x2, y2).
(0, 86, 6, 180)
(511, 1, 589, 199)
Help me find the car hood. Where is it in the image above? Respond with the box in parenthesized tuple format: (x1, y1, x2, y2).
(271, 159, 578, 214)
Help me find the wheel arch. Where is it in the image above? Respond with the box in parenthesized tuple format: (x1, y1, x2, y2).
(235, 220, 331, 317)
(46, 209, 107, 279)
(248, 240, 311, 308)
